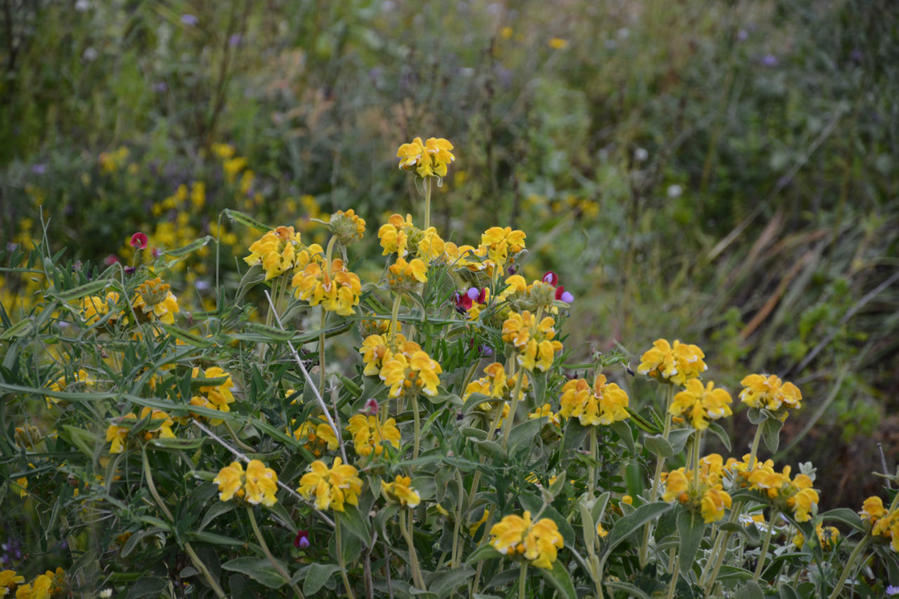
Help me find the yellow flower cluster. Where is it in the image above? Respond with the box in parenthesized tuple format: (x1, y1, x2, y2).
(559, 374, 630, 426)
(637, 339, 707, 385)
(669, 379, 733, 430)
(396, 137, 455, 178)
(297, 457, 363, 512)
(79, 291, 121, 325)
(860, 496, 899, 551)
(793, 522, 839, 550)
(740, 463, 819, 522)
(489, 510, 564, 569)
(360, 333, 442, 398)
(662, 454, 732, 523)
(346, 414, 401, 457)
(329, 209, 366, 245)
(387, 256, 428, 287)
(463, 362, 529, 426)
(213, 460, 279, 507)
(105, 407, 176, 454)
(244, 225, 320, 281)
(739, 374, 802, 419)
(381, 475, 421, 508)
(46, 369, 93, 407)
(444, 241, 487, 272)
(528, 403, 561, 427)
(501, 311, 563, 372)
(190, 366, 236, 422)
(3, 567, 65, 598)
(292, 258, 362, 316)
(481, 226, 526, 273)
(292, 417, 339, 457)
(132, 277, 180, 325)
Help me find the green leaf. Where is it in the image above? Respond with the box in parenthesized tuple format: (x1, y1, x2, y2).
(609, 420, 635, 454)
(676, 507, 705, 574)
(778, 584, 801, 599)
(0, 318, 34, 340)
(162, 235, 214, 258)
(509, 419, 544, 453)
(149, 437, 205, 450)
(470, 438, 505, 461)
(428, 565, 475, 599)
(160, 324, 216, 348)
(222, 557, 286, 589)
(706, 421, 732, 452)
(668, 428, 694, 454)
(126, 577, 169, 599)
(604, 581, 652, 599)
(185, 531, 247, 548)
(223, 208, 272, 232)
(643, 434, 674, 458)
(59, 425, 99, 457)
(302, 563, 342, 595)
(465, 544, 501, 564)
(52, 279, 115, 302)
(337, 505, 372, 546)
(537, 559, 577, 599)
(734, 580, 765, 599)
(760, 418, 783, 453)
(820, 508, 864, 532)
(601, 502, 671, 558)
(716, 565, 754, 584)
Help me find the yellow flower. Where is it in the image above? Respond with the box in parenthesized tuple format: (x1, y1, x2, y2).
(621, 495, 633, 506)
(213, 461, 245, 502)
(379, 347, 442, 398)
(211, 143, 235, 159)
(444, 242, 486, 272)
(291, 258, 362, 316)
(489, 511, 564, 569)
(662, 464, 731, 523)
(244, 460, 279, 507)
(548, 37, 568, 49)
(397, 137, 455, 178)
(501, 311, 562, 372)
(700, 487, 732, 523)
(223, 156, 247, 182)
(388, 256, 428, 287)
(105, 413, 136, 453)
(669, 379, 732, 430)
(381, 475, 421, 508)
(637, 339, 707, 385)
(739, 374, 802, 418)
(244, 226, 312, 281)
(292, 417, 339, 457)
(463, 362, 526, 427)
(360, 334, 392, 376)
(378, 213, 413, 257)
(297, 457, 363, 512)
(15, 573, 52, 599)
(347, 414, 401, 457)
(0, 570, 25, 595)
(559, 374, 630, 426)
(132, 278, 180, 325)
(190, 367, 236, 421)
(46, 368, 94, 407)
(469, 508, 490, 536)
(816, 523, 840, 549)
(480, 226, 526, 272)
(596, 522, 609, 538)
(528, 403, 560, 426)
(860, 496, 886, 524)
(137, 406, 176, 441)
(79, 291, 121, 325)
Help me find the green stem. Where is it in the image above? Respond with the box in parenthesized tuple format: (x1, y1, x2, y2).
(401, 509, 426, 589)
(411, 393, 422, 460)
(335, 520, 357, 599)
(827, 535, 871, 599)
(753, 509, 777, 582)
(639, 384, 674, 567)
(389, 293, 402, 340)
(247, 507, 305, 598)
(501, 369, 528, 450)
(700, 501, 741, 588)
(423, 177, 432, 230)
(450, 471, 464, 568)
(589, 427, 598, 496)
(319, 308, 327, 396)
(665, 546, 679, 599)
(518, 562, 528, 599)
(692, 430, 703, 487)
(747, 422, 763, 469)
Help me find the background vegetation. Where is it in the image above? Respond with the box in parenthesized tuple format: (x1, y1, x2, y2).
(2, 0, 897, 511)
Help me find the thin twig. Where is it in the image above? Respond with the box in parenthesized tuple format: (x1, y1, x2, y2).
(264, 289, 349, 463)
(192, 418, 335, 528)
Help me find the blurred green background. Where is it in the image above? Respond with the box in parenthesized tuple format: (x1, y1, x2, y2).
(1, 0, 897, 508)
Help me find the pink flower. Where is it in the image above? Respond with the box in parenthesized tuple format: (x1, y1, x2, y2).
(543, 271, 558, 286)
(130, 232, 148, 250)
(104, 254, 120, 265)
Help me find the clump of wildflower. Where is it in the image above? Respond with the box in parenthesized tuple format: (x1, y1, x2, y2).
(669, 379, 733, 430)
(361, 334, 442, 398)
(501, 310, 563, 372)
(132, 277, 180, 325)
(213, 459, 278, 506)
(794, 523, 839, 550)
(745, 464, 819, 522)
(105, 407, 176, 453)
(489, 511, 564, 569)
(444, 242, 487, 272)
(528, 403, 561, 427)
(297, 457, 363, 512)
(739, 373, 802, 420)
(637, 339, 707, 385)
(292, 417, 339, 457)
(244, 226, 320, 281)
(481, 226, 526, 273)
(328, 209, 366, 245)
(190, 367, 235, 422)
(559, 374, 630, 426)
(11, 568, 65, 598)
(346, 414, 401, 457)
(724, 454, 777, 488)
(381, 475, 421, 508)
(662, 455, 732, 523)
(387, 256, 428, 290)
(46, 369, 94, 407)
(397, 137, 455, 178)
(453, 287, 489, 320)
(463, 362, 528, 426)
(79, 291, 122, 325)
(860, 496, 899, 551)
(378, 213, 446, 269)
(291, 258, 362, 316)
(0, 570, 24, 595)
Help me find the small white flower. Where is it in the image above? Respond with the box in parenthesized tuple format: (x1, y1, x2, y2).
(83, 47, 98, 61)
(634, 148, 648, 162)
(667, 184, 683, 198)
(99, 590, 113, 598)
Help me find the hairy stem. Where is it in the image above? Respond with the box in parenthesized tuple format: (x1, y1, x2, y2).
(247, 507, 305, 598)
